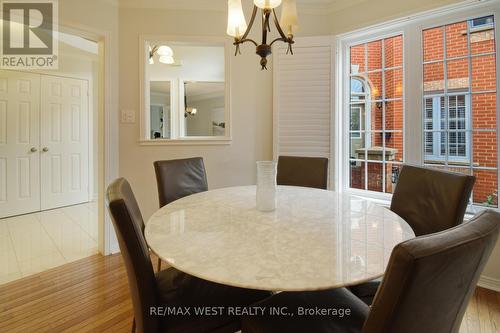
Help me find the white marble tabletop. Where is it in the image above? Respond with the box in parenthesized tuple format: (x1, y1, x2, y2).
(145, 186, 414, 292)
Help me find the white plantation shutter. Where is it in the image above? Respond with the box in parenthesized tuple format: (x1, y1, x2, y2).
(273, 38, 332, 162)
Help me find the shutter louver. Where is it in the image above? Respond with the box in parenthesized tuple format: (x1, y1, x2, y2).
(274, 44, 332, 159)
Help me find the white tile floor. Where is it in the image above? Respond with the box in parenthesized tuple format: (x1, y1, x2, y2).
(0, 202, 98, 285)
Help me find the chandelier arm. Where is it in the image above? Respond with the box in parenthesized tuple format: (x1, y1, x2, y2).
(240, 38, 259, 46)
(238, 38, 259, 47)
(240, 5, 259, 41)
(269, 37, 287, 46)
(262, 10, 270, 45)
(272, 8, 289, 41)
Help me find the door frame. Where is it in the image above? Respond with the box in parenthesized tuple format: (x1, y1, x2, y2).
(57, 23, 119, 255)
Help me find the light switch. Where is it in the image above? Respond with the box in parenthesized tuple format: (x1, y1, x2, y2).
(121, 109, 136, 124)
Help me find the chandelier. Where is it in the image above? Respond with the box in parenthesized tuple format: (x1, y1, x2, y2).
(226, 0, 299, 70)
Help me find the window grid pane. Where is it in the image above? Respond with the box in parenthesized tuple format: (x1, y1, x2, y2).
(422, 16, 498, 207)
(349, 34, 404, 194)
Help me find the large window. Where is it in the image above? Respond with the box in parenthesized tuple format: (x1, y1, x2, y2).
(349, 35, 404, 194)
(423, 16, 498, 207)
(343, 7, 499, 209)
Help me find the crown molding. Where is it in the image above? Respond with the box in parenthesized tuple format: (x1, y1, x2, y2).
(119, 0, 226, 12)
(117, 0, 367, 15)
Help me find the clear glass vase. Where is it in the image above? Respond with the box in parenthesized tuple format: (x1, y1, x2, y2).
(256, 161, 277, 212)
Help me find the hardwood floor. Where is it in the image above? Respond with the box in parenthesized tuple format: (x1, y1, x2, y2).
(0, 253, 499, 333)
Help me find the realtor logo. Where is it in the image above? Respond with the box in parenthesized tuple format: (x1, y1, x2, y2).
(1, 0, 58, 69)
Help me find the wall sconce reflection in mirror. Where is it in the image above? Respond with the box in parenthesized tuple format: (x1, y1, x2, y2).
(149, 45, 182, 66)
(184, 82, 197, 118)
(185, 107, 197, 118)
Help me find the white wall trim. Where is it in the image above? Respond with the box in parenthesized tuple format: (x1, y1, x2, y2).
(138, 139, 232, 146)
(478, 275, 500, 292)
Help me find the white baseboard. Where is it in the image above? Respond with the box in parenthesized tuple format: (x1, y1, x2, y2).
(478, 275, 500, 292)
(110, 243, 120, 254)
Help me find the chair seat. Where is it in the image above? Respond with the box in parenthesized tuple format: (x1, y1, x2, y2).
(348, 278, 382, 305)
(242, 288, 369, 333)
(156, 267, 271, 333)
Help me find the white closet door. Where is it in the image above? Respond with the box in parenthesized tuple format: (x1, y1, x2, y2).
(273, 37, 333, 164)
(0, 70, 41, 218)
(40, 76, 89, 210)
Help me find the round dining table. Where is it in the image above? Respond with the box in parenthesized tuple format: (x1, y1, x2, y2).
(145, 185, 414, 292)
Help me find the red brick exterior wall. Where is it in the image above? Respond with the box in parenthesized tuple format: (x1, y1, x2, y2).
(350, 20, 498, 206)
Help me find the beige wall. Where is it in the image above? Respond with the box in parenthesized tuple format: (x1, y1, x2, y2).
(119, 7, 331, 219)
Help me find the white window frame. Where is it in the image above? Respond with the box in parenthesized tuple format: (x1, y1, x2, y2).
(424, 94, 471, 163)
(341, 30, 406, 201)
(335, 0, 500, 210)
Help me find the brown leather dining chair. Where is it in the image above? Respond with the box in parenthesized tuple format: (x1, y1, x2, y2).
(350, 164, 476, 304)
(154, 157, 209, 208)
(153, 157, 209, 270)
(106, 178, 270, 333)
(242, 210, 500, 333)
(277, 156, 329, 189)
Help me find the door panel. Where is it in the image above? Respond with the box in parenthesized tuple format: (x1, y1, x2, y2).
(41, 76, 89, 210)
(0, 70, 41, 218)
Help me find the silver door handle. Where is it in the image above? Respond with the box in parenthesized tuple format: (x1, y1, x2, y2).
(42, 147, 49, 152)
(30, 147, 37, 153)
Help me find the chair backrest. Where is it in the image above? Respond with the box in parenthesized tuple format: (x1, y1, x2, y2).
(391, 165, 475, 236)
(154, 157, 208, 208)
(276, 156, 329, 190)
(106, 178, 158, 333)
(364, 210, 500, 333)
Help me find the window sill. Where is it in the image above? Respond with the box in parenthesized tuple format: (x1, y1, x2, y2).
(346, 188, 393, 207)
(425, 160, 477, 167)
(346, 189, 499, 218)
(138, 138, 232, 146)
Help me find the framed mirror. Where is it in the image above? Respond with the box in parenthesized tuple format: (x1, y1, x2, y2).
(140, 36, 231, 144)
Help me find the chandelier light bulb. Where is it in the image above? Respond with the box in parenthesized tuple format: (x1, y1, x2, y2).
(227, 0, 248, 38)
(280, 0, 299, 35)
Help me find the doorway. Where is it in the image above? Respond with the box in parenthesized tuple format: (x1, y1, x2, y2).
(0, 31, 100, 284)
(0, 71, 92, 218)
